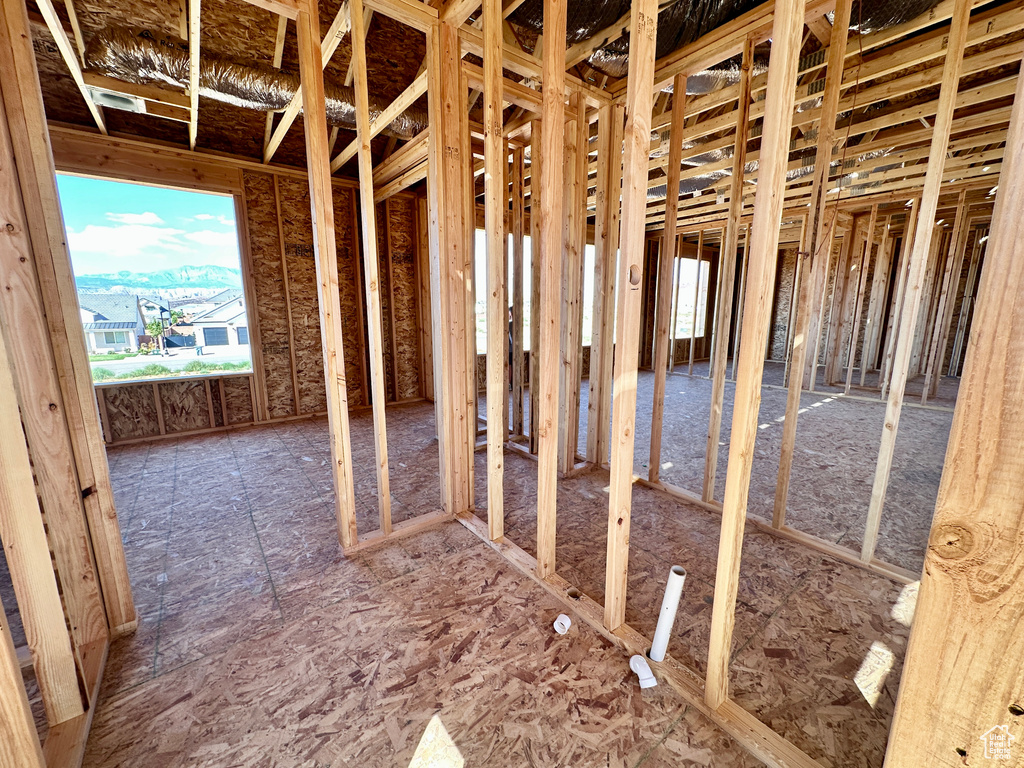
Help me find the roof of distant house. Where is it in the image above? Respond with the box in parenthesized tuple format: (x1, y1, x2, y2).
(78, 292, 142, 329)
(191, 294, 247, 325)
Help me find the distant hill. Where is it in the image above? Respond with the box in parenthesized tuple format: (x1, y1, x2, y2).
(75, 266, 242, 294)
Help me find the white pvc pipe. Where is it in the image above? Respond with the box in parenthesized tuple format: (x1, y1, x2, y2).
(553, 613, 572, 635)
(649, 565, 686, 662)
(630, 655, 658, 689)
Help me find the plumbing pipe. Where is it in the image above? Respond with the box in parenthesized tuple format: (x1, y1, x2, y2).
(630, 655, 658, 689)
(649, 566, 686, 663)
(553, 614, 572, 635)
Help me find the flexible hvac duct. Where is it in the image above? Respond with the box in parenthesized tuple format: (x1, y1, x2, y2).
(83, 26, 427, 139)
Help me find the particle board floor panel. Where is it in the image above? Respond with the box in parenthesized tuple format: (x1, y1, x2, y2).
(471, 449, 913, 768)
(86, 405, 764, 768)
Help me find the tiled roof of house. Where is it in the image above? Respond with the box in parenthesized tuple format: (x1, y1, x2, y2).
(78, 292, 141, 324)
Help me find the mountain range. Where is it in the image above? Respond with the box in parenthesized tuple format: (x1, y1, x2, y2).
(75, 265, 242, 294)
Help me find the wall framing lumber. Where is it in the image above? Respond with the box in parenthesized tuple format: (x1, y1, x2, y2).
(862, 0, 973, 565)
(0, 317, 82, 726)
(705, 0, 805, 710)
(296, 4, 359, 548)
(534, 0, 566, 579)
(884, 57, 1024, 766)
(350, 0, 394, 535)
(483, 0, 504, 540)
(648, 74, 686, 484)
(843, 205, 876, 394)
(0, 596, 45, 768)
(510, 146, 525, 436)
(528, 118, 542, 456)
(703, 35, 753, 504)
(603, 0, 657, 632)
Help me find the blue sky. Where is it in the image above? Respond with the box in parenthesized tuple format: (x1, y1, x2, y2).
(56, 175, 242, 275)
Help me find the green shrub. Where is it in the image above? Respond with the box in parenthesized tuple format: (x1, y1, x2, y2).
(92, 367, 116, 382)
(117, 364, 173, 380)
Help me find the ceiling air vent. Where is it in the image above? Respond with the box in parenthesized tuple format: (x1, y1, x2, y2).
(86, 87, 147, 114)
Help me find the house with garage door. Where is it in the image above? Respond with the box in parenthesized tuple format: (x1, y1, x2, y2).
(191, 291, 249, 348)
(78, 291, 146, 353)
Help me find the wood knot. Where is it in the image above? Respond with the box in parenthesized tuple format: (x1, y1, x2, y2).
(931, 524, 974, 559)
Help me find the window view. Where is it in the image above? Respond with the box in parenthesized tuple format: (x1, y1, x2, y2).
(57, 175, 252, 384)
(473, 230, 595, 354)
(672, 257, 710, 339)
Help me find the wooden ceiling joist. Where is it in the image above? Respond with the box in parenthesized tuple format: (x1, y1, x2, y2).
(35, 0, 106, 133)
(187, 0, 200, 149)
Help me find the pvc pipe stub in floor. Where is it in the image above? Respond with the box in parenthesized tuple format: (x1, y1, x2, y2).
(630, 655, 658, 689)
(553, 614, 572, 635)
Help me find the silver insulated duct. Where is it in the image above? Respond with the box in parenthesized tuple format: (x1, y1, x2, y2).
(83, 27, 428, 139)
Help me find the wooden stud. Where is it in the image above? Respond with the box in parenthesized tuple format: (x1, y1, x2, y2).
(879, 203, 918, 401)
(772, 0, 852, 525)
(263, 16, 289, 154)
(822, 226, 855, 387)
(883, 61, 1024, 765)
(384, 199, 401, 400)
(0, 319, 82, 725)
(273, 175, 303, 415)
(33, 0, 105, 133)
(187, 0, 200, 149)
(349, 193, 371, 405)
(781, 217, 806, 385)
(861, 214, 893, 385)
(586, 103, 622, 466)
(648, 74, 686, 483)
(948, 224, 985, 377)
(922, 189, 969, 402)
(483, 0, 505, 540)
(416, 196, 434, 401)
(705, 0, 805, 710)
(689, 228, 703, 375)
(668, 250, 682, 370)
(511, 147, 525, 437)
(234, 190, 269, 422)
(0, 595, 44, 768)
(844, 205, 877, 394)
(603, 0, 657, 631)
(558, 90, 585, 475)
(862, 0, 972, 565)
(730, 224, 748, 382)
(528, 119, 542, 456)
(296, 4, 359, 547)
(534, 0, 566, 578)
(703, 35, 753, 504)
(349, 0, 393, 536)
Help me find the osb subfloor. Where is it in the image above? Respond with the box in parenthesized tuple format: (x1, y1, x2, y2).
(84, 407, 766, 768)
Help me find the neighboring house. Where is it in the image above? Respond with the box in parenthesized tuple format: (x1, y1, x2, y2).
(175, 288, 243, 320)
(191, 293, 249, 348)
(78, 292, 146, 353)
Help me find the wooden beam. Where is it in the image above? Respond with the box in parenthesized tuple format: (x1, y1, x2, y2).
(34, 0, 105, 133)
(689, 229, 703, 375)
(648, 74, 686, 484)
(922, 189, 968, 402)
(844, 205, 876, 393)
(861, 0, 972, 565)
(603, 0, 658, 631)
(239, 0, 301, 19)
(772, 0, 852, 525)
(296, 4, 359, 547)
(0, 318, 82, 725)
(511, 146, 525, 437)
(364, 0, 438, 32)
(0, 595, 44, 768)
(263, 16, 289, 155)
(266, 0, 352, 164)
(349, 0, 393, 537)
(332, 70, 427, 171)
(861, 214, 893, 384)
(187, 0, 200, 149)
(426, 22, 472, 514)
(883, 56, 1024, 766)
(705, 0, 805, 710)
(703, 36, 753, 503)
(534, 0, 566, 578)
(483, 0, 504, 540)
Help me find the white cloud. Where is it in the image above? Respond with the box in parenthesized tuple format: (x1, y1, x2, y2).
(193, 213, 215, 221)
(106, 211, 165, 225)
(217, 215, 235, 227)
(184, 230, 237, 248)
(67, 223, 189, 259)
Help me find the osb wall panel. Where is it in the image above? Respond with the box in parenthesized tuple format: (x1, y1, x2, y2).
(384, 197, 421, 400)
(158, 380, 210, 433)
(243, 171, 297, 419)
(768, 247, 798, 361)
(278, 176, 329, 416)
(100, 386, 160, 441)
(331, 188, 368, 408)
(223, 377, 255, 425)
